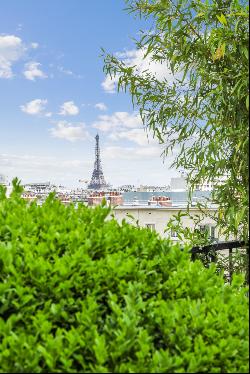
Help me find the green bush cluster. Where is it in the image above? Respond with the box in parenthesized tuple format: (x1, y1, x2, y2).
(0, 182, 249, 373)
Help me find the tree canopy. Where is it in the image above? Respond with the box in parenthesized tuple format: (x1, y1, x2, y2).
(103, 0, 249, 241)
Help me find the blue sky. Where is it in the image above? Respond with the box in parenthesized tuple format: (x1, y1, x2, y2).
(0, 0, 179, 188)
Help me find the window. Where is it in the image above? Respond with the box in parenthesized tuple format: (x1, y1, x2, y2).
(145, 223, 155, 231)
(171, 228, 178, 238)
(210, 226, 216, 240)
(199, 224, 217, 240)
(199, 224, 209, 233)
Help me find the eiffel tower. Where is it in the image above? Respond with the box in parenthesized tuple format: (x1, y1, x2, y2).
(88, 134, 109, 190)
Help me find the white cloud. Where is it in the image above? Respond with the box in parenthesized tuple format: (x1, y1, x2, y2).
(102, 47, 177, 93)
(101, 75, 117, 93)
(92, 111, 142, 132)
(57, 66, 83, 79)
(0, 153, 93, 187)
(31, 42, 39, 49)
(23, 61, 47, 81)
(92, 111, 160, 146)
(16, 24, 23, 32)
(58, 66, 73, 75)
(20, 99, 48, 115)
(0, 153, 90, 169)
(0, 35, 45, 81)
(103, 145, 161, 160)
(0, 58, 12, 79)
(59, 101, 79, 116)
(0, 35, 26, 78)
(95, 102, 107, 111)
(116, 48, 170, 81)
(49, 121, 89, 142)
(109, 128, 158, 146)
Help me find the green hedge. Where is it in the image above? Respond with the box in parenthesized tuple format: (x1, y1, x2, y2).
(0, 181, 249, 373)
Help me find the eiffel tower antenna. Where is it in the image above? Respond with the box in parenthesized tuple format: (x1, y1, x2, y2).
(88, 134, 108, 190)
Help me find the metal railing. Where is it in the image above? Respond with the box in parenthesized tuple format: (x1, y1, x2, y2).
(190, 240, 249, 284)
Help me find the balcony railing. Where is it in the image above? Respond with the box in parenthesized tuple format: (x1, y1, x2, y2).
(189, 240, 249, 284)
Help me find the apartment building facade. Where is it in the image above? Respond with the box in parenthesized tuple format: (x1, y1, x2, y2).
(113, 205, 221, 242)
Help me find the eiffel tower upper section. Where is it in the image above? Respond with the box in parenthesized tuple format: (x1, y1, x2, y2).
(88, 134, 109, 190)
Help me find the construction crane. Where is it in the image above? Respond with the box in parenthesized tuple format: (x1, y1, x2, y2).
(78, 180, 89, 191)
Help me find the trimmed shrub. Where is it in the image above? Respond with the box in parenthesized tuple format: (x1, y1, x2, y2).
(0, 182, 249, 373)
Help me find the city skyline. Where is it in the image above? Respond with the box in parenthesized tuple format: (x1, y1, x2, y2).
(0, 0, 179, 188)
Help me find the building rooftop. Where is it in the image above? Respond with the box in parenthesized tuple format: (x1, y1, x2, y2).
(114, 204, 218, 210)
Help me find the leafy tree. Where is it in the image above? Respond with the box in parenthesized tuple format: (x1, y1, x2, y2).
(103, 0, 249, 241)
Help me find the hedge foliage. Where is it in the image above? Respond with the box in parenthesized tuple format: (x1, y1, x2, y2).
(0, 181, 249, 373)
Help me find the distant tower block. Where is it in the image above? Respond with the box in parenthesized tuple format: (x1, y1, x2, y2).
(88, 134, 109, 190)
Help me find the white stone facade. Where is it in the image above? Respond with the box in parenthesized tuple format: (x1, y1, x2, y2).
(113, 205, 223, 242)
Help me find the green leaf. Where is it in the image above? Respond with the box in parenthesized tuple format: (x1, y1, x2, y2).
(242, 46, 248, 60)
(216, 14, 227, 26)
